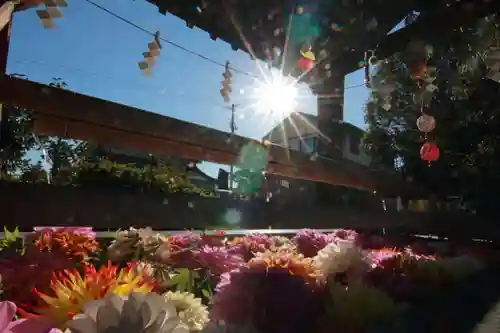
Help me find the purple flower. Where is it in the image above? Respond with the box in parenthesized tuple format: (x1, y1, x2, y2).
(193, 246, 245, 275)
(329, 229, 358, 242)
(169, 232, 202, 249)
(293, 229, 330, 257)
(211, 266, 323, 333)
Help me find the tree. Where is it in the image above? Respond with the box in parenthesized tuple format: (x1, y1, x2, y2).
(363, 15, 500, 215)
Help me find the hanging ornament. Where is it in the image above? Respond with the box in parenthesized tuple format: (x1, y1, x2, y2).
(416, 114, 436, 133)
(410, 63, 427, 81)
(17, 0, 44, 11)
(420, 142, 440, 162)
(138, 31, 162, 76)
(36, 0, 68, 29)
(297, 45, 315, 72)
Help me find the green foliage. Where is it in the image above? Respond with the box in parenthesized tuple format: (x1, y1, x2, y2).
(364, 15, 500, 213)
(0, 227, 24, 258)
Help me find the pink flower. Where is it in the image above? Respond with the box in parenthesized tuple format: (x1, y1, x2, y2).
(169, 232, 201, 249)
(211, 266, 322, 333)
(192, 246, 245, 275)
(0, 301, 60, 333)
(32, 227, 96, 239)
(293, 229, 330, 257)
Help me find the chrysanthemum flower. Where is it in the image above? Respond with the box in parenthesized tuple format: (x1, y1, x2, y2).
(293, 229, 330, 257)
(226, 234, 271, 260)
(191, 246, 245, 275)
(0, 248, 75, 309)
(211, 265, 323, 333)
(34, 231, 99, 262)
(168, 232, 202, 250)
(31, 261, 157, 327)
(313, 240, 368, 281)
(249, 251, 318, 284)
(163, 291, 209, 331)
(107, 227, 167, 263)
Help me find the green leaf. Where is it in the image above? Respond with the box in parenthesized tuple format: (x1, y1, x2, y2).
(201, 289, 211, 299)
(166, 269, 199, 292)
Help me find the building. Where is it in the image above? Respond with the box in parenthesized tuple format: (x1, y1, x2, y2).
(262, 112, 380, 210)
(263, 111, 371, 166)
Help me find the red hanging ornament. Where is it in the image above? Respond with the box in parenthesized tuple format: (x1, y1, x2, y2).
(420, 142, 440, 162)
(297, 46, 315, 72)
(410, 63, 427, 81)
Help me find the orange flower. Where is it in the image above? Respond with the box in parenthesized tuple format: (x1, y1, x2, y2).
(249, 251, 318, 284)
(31, 261, 157, 327)
(34, 231, 99, 262)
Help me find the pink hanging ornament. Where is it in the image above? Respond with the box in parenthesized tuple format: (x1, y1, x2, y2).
(416, 114, 436, 133)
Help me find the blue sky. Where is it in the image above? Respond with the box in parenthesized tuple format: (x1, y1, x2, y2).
(7, 0, 370, 177)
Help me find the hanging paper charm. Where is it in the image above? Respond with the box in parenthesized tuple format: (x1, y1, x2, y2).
(420, 142, 439, 162)
(36, 0, 68, 29)
(297, 45, 315, 72)
(138, 31, 162, 76)
(416, 114, 436, 133)
(0, 1, 17, 32)
(410, 63, 427, 81)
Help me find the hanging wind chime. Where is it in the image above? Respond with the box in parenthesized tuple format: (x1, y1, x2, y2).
(36, 0, 68, 29)
(408, 42, 439, 164)
(138, 31, 161, 76)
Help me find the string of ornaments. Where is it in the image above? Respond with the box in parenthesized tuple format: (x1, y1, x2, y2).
(407, 41, 440, 164)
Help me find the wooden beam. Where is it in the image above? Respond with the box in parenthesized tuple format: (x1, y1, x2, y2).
(0, 75, 421, 196)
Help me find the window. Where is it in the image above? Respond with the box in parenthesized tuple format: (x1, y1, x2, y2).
(288, 138, 300, 150)
(349, 135, 360, 155)
(301, 137, 316, 154)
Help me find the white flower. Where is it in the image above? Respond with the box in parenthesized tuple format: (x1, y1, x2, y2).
(66, 292, 188, 333)
(313, 241, 368, 279)
(163, 291, 209, 332)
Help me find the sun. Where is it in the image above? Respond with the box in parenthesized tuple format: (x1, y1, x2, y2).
(251, 71, 298, 116)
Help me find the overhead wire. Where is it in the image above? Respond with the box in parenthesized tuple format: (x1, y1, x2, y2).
(81, 0, 366, 91)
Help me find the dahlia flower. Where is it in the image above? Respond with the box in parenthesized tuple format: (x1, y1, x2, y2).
(366, 248, 401, 269)
(226, 234, 271, 260)
(249, 251, 318, 284)
(313, 240, 368, 281)
(168, 232, 202, 250)
(34, 231, 100, 262)
(33, 227, 96, 238)
(211, 266, 322, 333)
(32, 262, 156, 327)
(65, 292, 186, 333)
(0, 248, 75, 308)
(191, 246, 245, 275)
(107, 227, 167, 263)
(329, 229, 358, 241)
(163, 291, 209, 331)
(293, 229, 330, 257)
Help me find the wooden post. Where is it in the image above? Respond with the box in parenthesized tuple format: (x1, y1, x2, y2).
(0, 2, 10, 74)
(316, 71, 345, 159)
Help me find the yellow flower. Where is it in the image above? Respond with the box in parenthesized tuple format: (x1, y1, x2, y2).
(32, 261, 156, 328)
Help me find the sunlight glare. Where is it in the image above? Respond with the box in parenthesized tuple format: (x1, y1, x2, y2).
(252, 72, 298, 116)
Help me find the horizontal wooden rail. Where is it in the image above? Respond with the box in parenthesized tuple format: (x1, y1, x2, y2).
(0, 75, 421, 196)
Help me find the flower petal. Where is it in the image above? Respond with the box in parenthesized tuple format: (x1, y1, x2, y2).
(0, 301, 16, 332)
(5, 317, 54, 333)
(66, 315, 97, 333)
